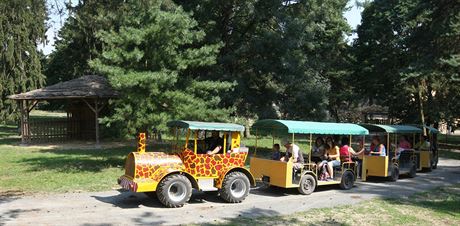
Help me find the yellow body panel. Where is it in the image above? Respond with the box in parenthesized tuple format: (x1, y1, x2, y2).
(419, 151, 431, 168)
(318, 180, 341, 186)
(231, 132, 241, 149)
(250, 157, 297, 188)
(362, 155, 389, 179)
(135, 178, 159, 192)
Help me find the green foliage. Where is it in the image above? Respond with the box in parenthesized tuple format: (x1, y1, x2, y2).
(90, 1, 233, 136)
(44, 0, 125, 86)
(354, 0, 460, 124)
(0, 0, 47, 121)
(177, 0, 351, 121)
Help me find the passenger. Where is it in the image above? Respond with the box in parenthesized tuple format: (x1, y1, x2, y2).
(280, 139, 304, 170)
(396, 135, 411, 157)
(415, 135, 430, 151)
(339, 137, 360, 162)
(272, 143, 281, 160)
(318, 137, 340, 180)
(205, 131, 224, 155)
(370, 136, 386, 156)
(311, 137, 326, 163)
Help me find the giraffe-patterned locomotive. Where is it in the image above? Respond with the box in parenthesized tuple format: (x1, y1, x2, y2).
(118, 120, 255, 208)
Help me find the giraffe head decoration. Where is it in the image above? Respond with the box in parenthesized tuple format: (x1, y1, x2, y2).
(137, 132, 146, 153)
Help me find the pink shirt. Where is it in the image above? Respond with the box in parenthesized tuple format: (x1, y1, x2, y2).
(399, 140, 411, 149)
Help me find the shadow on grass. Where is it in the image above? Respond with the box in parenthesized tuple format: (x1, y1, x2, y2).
(439, 149, 460, 160)
(382, 184, 460, 218)
(19, 143, 172, 173)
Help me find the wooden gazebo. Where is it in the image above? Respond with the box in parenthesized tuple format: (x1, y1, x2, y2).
(8, 75, 118, 144)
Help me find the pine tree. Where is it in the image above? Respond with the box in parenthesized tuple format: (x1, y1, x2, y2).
(90, 0, 233, 136)
(0, 0, 47, 121)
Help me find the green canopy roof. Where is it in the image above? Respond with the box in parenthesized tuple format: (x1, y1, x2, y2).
(252, 119, 369, 135)
(409, 125, 439, 134)
(167, 120, 245, 132)
(359, 124, 422, 134)
(423, 125, 439, 134)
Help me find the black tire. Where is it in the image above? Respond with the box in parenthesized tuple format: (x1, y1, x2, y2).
(144, 192, 157, 199)
(432, 156, 438, 169)
(389, 165, 399, 182)
(156, 174, 192, 208)
(340, 170, 355, 190)
(219, 172, 250, 203)
(408, 163, 417, 178)
(298, 174, 316, 195)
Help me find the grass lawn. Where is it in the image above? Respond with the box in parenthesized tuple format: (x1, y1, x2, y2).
(208, 184, 460, 226)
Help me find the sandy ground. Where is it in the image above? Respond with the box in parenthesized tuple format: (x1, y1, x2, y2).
(1, 158, 459, 226)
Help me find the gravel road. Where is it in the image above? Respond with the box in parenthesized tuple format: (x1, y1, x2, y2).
(1, 158, 459, 226)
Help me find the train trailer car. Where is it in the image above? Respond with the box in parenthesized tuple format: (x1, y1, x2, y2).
(118, 120, 255, 208)
(249, 119, 369, 195)
(358, 124, 422, 182)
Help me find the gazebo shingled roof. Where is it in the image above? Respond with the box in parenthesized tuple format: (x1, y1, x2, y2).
(8, 75, 118, 145)
(8, 75, 119, 100)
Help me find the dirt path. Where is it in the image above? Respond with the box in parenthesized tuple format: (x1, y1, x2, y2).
(1, 158, 459, 226)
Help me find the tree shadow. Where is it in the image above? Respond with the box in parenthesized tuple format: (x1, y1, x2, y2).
(92, 190, 166, 209)
(0, 208, 41, 225)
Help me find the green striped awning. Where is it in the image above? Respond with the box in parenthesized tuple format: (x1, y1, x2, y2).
(252, 119, 369, 135)
(167, 120, 245, 132)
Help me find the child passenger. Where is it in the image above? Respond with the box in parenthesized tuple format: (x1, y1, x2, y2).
(272, 143, 281, 160)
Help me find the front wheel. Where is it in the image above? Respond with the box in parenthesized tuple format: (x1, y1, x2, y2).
(156, 174, 192, 208)
(389, 165, 399, 182)
(219, 172, 250, 203)
(298, 174, 316, 195)
(340, 170, 355, 190)
(432, 155, 438, 169)
(408, 163, 417, 178)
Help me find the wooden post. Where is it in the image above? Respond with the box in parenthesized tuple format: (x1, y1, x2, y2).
(83, 98, 105, 147)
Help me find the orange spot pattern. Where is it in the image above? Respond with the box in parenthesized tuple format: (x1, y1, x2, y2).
(133, 152, 184, 183)
(178, 149, 247, 178)
(137, 133, 146, 152)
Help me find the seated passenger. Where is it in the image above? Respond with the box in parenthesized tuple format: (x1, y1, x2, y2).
(395, 136, 411, 157)
(415, 136, 430, 151)
(280, 139, 304, 170)
(339, 137, 361, 162)
(272, 143, 281, 160)
(205, 131, 224, 155)
(318, 137, 340, 180)
(370, 136, 386, 156)
(311, 137, 326, 163)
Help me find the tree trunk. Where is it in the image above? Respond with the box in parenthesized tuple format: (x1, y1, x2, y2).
(418, 79, 427, 136)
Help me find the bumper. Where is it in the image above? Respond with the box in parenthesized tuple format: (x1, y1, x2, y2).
(118, 175, 158, 192)
(118, 176, 138, 192)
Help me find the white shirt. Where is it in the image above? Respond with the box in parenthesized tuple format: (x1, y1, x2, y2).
(287, 144, 300, 161)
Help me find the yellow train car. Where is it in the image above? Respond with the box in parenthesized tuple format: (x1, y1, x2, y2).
(358, 124, 422, 182)
(249, 119, 369, 195)
(413, 125, 439, 171)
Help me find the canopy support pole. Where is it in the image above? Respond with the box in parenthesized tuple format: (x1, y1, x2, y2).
(309, 133, 312, 163)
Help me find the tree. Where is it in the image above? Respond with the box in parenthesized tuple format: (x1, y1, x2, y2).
(90, 0, 233, 136)
(354, 0, 460, 126)
(0, 0, 47, 121)
(44, 0, 125, 85)
(176, 0, 351, 122)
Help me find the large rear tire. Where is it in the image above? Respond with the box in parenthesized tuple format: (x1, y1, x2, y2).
(156, 174, 192, 208)
(389, 165, 399, 182)
(340, 170, 355, 190)
(298, 174, 316, 195)
(219, 171, 250, 203)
